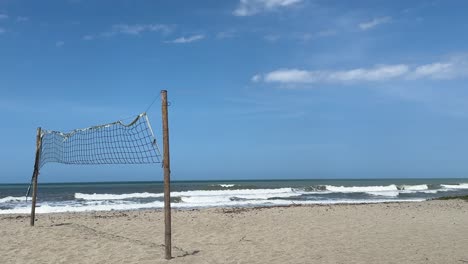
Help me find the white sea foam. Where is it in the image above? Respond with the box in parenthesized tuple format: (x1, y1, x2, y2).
(75, 188, 299, 201)
(75, 192, 163, 200)
(5, 182, 466, 214)
(366, 191, 400, 197)
(0, 196, 26, 203)
(209, 184, 236, 188)
(415, 190, 439, 194)
(324, 185, 402, 197)
(74, 184, 443, 204)
(0, 198, 426, 215)
(441, 183, 468, 189)
(397, 184, 437, 194)
(0, 201, 165, 214)
(172, 188, 299, 200)
(217, 184, 236, 188)
(400, 184, 429, 191)
(75, 184, 454, 203)
(177, 188, 304, 204)
(325, 185, 398, 193)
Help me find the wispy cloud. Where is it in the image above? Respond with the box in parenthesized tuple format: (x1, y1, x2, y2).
(317, 29, 337, 37)
(108, 24, 171, 36)
(16, 16, 29, 22)
(261, 65, 408, 83)
(84, 23, 172, 40)
(165, 34, 205, 44)
(253, 56, 468, 85)
(233, 0, 303, 16)
(55, 41, 65, 47)
(410, 63, 453, 79)
(0, 27, 5, 34)
(82, 35, 94, 41)
(264, 34, 281, 42)
(0, 13, 8, 20)
(216, 30, 236, 39)
(359, 16, 392, 30)
(251, 74, 262, 82)
(294, 30, 337, 42)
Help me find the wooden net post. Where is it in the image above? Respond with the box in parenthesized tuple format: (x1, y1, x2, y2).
(161, 90, 172, 259)
(30, 127, 42, 226)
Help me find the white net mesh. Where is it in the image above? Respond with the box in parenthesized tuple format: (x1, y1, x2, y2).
(39, 113, 162, 168)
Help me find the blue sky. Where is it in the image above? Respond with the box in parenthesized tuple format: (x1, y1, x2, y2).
(1, 0, 468, 183)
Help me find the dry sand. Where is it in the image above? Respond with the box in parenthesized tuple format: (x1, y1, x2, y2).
(1, 200, 468, 264)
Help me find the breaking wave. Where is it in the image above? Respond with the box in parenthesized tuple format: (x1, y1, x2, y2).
(2, 181, 467, 214)
(0, 196, 26, 203)
(216, 184, 236, 188)
(441, 183, 468, 189)
(323, 184, 399, 197)
(399, 184, 428, 191)
(75, 192, 163, 200)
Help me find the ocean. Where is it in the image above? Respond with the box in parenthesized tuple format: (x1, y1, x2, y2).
(1, 179, 468, 214)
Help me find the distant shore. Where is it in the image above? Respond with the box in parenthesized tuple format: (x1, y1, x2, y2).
(1, 199, 467, 264)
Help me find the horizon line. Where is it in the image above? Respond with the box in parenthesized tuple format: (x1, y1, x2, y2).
(1, 177, 468, 185)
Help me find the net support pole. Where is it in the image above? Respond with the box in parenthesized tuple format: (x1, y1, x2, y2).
(161, 90, 172, 260)
(30, 127, 42, 226)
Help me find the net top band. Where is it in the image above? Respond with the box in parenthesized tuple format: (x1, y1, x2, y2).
(39, 113, 162, 168)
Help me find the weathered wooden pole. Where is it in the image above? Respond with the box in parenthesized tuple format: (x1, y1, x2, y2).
(161, 90, 172, 259)
(30, 127, 42, 226)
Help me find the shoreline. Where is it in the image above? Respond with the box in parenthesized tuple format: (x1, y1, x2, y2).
(0, 198, 428, 215)
(1, 196, 464, 217)
(3, 180, 468, 215)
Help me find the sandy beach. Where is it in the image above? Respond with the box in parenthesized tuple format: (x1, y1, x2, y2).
(1, 200, 467, 264)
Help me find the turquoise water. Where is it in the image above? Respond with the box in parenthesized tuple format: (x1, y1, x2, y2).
(1, 178, 467, 214)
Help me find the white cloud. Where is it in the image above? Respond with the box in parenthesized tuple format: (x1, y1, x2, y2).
(0, 13, 8, 20)
(328, 65, 409, 81)
(264, 34, 281, 42)
(217, 30, 236, 39)
(254, 57, 468, 85)
(82, 35, 94, 41)
(16, 16, 29, 22)
(233, 0, 303, 16)
(359, 16, 391, 30)
(85, 23, 172, 40)
(166, 34, 205, 44)
(56, 41, 65, 47)
(251, 74, 262, 82)
(411, 63, 453, 79)
(264, 69, 313, 83)
(317, 29, 337, 37)
(293, 30, 336, 42)
(297, 33, 313, 41)
(110, 24, 171, 35)
(261, 65, 409, 84)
